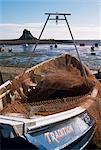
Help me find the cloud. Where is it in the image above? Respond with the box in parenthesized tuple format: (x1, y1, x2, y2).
(0, 23, 100, 40)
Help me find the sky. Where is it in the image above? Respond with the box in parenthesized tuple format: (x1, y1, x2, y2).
(0, 0, 101, 40)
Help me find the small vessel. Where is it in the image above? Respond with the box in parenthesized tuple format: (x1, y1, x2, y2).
(95, 43, 99, 47)
(90, 46, 96, 55)
(8, 48, 13, 53)
(0, 13, 101, 149)
(54, 43, 58, 48)
(0, 46, 5, 52)
(50, 45, 53, 50)
(22, 43, 29, 51)
(79, 43, 85, 46)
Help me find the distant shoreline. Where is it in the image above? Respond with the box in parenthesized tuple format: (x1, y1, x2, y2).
(0, 39, 100, 45)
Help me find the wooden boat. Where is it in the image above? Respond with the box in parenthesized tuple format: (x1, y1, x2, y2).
(0, 53, 101, 149)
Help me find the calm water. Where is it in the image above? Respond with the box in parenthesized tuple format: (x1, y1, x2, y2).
(0, 44, 101, 70)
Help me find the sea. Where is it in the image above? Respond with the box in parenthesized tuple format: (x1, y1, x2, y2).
(0, 43, 101, 71)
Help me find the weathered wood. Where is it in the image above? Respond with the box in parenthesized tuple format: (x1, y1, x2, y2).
(0, 66, 24, 74)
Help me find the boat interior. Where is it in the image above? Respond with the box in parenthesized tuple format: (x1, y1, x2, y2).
(0, 54, 96, 117)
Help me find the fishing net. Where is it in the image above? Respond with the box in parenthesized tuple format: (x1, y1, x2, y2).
(0, 100, 30, 116)
(1, 64, 95, 115)
(26, 65, 94, 102)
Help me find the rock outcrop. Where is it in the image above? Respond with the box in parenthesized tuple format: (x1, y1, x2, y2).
(19, 29, 37, 40)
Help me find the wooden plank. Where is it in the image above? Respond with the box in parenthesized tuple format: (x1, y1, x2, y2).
(0, 66, 24, 74)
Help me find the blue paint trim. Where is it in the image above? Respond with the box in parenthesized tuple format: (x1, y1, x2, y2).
(24, 112, 95, 150)
(25, 134, 47, 150)
(63, 123, 96, 150)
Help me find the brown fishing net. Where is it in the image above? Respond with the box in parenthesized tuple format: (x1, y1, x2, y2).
(26, 65, 94, 102)
(1, 64, 95, 116)
(0, 99, 30, 116)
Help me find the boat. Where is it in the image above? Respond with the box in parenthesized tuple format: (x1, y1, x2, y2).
(90, 46, 96, 55)
(0, 53, 101, 149)
(0, 13, 101, 149)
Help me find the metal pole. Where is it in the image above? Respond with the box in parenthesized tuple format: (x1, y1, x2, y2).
(24, 14, 50, 72)
(33, 14, 50, 53)
(64, 15, 87, 79)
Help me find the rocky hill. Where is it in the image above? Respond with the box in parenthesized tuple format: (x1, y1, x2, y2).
(19, 29, 37, 40)
(0, 29, 38, 45)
